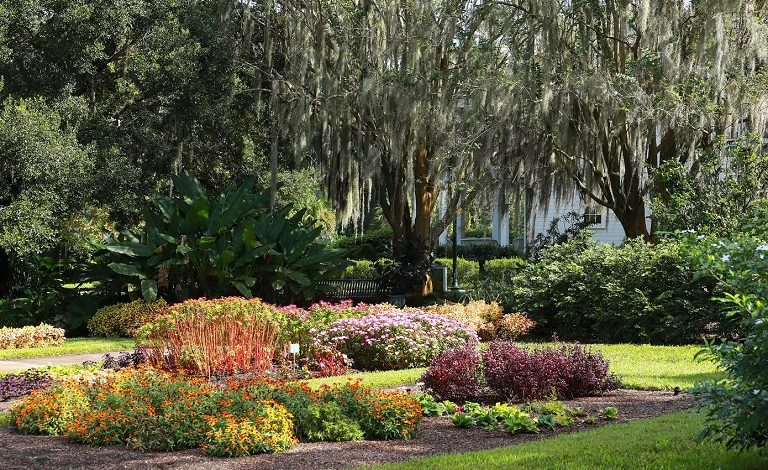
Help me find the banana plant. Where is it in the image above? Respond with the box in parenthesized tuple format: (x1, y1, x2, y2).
(91, 173, 347, 302)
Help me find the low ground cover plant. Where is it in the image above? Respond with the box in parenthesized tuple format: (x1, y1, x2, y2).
(0, 323, 65, 349)
(10, 367, 422, 457)
(137, 297, 285, 377)
(87, 300, 168, 338)
(422, 341, 620, 402)
(0, 369, 53, 400)
(316, 310, 478, 370)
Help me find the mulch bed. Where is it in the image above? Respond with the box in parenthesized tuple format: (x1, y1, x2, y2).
(0, 390, 693, 470)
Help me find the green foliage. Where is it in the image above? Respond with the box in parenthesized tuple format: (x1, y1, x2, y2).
(87, 300, 168, 338)
(331, 228, 393, 261)
(495, 237, 723, 344)
(502, 409, 539, 434)
(275, 169, 336, 239)
(483, 258, 526, 280)
(451, 412, 476, 428)
(92, 173, 347, 303)
(652, 136, 768, 236)
(0, 0, 275, 223)
(0, 97, 94, 261)
(603, 407, 619, 420)
(416, 394, 457, 417)
(683, 212, 768, 451)
(301, 402, 365, 442)
(434, 257, 480, 287)
(336, 259, 379, 280)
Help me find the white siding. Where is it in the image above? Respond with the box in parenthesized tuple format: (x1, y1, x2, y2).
(529, 189, 648, 246)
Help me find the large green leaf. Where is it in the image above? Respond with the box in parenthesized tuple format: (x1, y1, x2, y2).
(105, 242, 154, 257)
(108, 262, 147, 279)
(141, 279, 158, 301)
(233, 245, 273, 267)
(232, 281, 253, 298)
(278, 267, 311, 286)
(173, 172, 207, 200)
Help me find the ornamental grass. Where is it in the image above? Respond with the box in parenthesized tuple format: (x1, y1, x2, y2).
(137, 297, 284, 377)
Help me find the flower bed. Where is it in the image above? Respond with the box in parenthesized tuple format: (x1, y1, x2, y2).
(316, 310, 478, 370)
(10, 367, 422, 457)
(0, 323, 65, 349)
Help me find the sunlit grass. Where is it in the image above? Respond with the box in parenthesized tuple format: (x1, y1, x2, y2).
(367, 412, 765, 470)
(0, 338, 135, 361)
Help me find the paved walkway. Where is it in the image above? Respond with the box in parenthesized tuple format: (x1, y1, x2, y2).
(0, 351, 129, 373)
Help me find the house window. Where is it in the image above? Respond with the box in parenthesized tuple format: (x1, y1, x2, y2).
(584, 206, 602, 226)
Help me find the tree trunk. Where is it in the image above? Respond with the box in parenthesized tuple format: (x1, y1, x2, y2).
(613, 201, 652, 241)
(379, 146, 438, 296)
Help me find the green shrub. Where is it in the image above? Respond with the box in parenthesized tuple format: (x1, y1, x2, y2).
(302, 402, 364, 442)
(331, 228, 392, 261)
(87, 300, 168, 338)
(92, 173, 347, 304)
(483, 237, 723, 344)
(483, 258, 526, 280)
(685, 207, 768, 451)
(434, 257, 480, 286)
(337, 259, 379, 279)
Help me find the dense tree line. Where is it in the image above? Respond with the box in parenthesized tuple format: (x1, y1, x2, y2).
(1, 0, 767, 297)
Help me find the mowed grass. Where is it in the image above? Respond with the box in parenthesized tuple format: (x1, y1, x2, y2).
(367, 411, 765, 470)
(304, 343, 721, 391)
(0, 338, 135, 360)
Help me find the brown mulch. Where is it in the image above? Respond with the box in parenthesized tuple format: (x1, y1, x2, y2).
(0, 390, 693, 470)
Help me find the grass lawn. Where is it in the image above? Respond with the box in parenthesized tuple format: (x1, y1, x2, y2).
(367, 411, 765, 470)
(304, 343, 722, 391)
(0, 338, 135, 361)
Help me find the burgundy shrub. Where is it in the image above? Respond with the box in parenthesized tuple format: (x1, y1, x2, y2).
(556, 343, 621, 398)
(482, 341, 550, 400)
(482, 341, 621, 401)
(420, 346, 482, 402)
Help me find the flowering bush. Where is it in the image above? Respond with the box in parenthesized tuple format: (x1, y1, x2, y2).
(317, 310, 478, 370)
(0, 323, 65, 349)
(202, 402, 296, 456)
(137, 297, 285, 376)
(0, 369, 53, 401)
(329, 381, 423, 440)
(424, 302, 534, 341)
(482, 341, 620, 401)
(278, 300, 372, 350)
(682, 214, 768, 450)
(496, 313, 536, 340)
(420, 346, 482, 402)
(87, 300, 168, 338)
(11, 382, 89, 435)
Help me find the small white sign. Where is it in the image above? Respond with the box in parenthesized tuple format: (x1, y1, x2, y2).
(289, 343, 300, 354)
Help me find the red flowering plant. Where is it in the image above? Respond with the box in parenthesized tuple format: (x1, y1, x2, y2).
(137, 297, 286, 377)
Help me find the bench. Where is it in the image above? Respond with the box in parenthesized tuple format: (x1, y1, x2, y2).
(318, 279, 388, 302)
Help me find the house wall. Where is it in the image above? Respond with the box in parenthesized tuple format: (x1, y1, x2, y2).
(529, 190, 650, 246)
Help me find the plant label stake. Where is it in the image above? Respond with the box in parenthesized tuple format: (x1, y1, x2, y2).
(289, 343, 300, 369)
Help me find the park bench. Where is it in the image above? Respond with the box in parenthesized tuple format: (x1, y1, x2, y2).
(318, 278, 388, 302)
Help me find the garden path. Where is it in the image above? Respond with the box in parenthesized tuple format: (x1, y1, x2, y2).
(0, 351, 128, 373)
